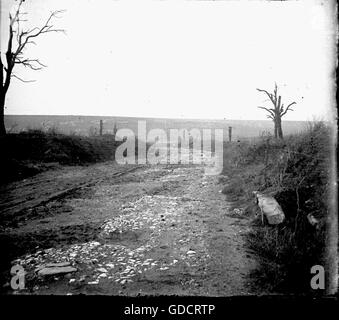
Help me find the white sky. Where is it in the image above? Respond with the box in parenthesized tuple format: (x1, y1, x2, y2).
(1, 0, 337, 121)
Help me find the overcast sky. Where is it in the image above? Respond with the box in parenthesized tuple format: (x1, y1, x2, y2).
(1, 0, 336, 121)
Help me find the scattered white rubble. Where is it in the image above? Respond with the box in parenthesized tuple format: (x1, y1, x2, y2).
(38, 266, 77, 276)
(45, 262, 71, 268)
(186, 250, 196, 255)
(11, 185, 211, 288)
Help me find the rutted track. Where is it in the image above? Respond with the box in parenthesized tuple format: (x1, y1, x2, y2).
(0, 163, 141, 227)
(1, 159, 257, 296)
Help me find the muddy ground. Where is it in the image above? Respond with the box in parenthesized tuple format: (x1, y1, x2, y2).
(0, 158, 258, 295)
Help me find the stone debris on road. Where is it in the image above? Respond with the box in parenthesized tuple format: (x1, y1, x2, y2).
(38, 266, 77, 276)
(11, 182, 211, 289)
(6, 163, 255, 296)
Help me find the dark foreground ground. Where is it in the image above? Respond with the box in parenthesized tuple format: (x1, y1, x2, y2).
(0, 157, 259, 295)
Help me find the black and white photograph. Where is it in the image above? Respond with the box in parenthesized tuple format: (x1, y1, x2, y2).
(0, 0, 337, 311)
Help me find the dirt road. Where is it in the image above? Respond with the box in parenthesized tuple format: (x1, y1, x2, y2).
(1, 159, 257, 295)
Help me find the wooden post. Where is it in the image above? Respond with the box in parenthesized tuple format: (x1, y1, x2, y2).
(99, 120, 103, 136)
(113, 123, 117, 137)
(228, 126, 232, 142)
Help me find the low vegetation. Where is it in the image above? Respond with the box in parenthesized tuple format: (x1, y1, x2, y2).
(0, 129, 120, 184)
(221, 122, 333, 294)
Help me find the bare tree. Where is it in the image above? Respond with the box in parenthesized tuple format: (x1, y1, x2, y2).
(0, 0, 64, 136)
(256, 83, 296, 139)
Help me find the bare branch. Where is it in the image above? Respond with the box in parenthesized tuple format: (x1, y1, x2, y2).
(26, 27, 40, 35)
(273, 83, 278, 105)
(277, 95, 281, 109)
(15, 58, 47, 70)
(280, 103, 284, 113)
(9, 1, 23, 28)
(258, 106, 276, 118)
(13, 9, 65, 64)
(11, 74, 36, 83)
(281, 102, 296, 117)
(256, 88, 276, 106)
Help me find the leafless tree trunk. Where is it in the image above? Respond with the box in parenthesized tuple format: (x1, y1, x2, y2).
(257, 83, 296, 139)
(0, 0, 64, 136)
(0, 95, 5, 136)
(273, 118, 278, 139)
(276, 117, 283, 139)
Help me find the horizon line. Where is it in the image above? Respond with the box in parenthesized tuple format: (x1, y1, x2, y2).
(4, 114, 310, 122)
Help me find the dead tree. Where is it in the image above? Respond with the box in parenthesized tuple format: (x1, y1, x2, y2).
(256, 84, 296, 139)
(0, 0, 64, 136)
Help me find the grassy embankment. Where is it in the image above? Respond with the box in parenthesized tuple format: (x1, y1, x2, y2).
(0, 128, 122, 184)
(221, 122, 334, 294)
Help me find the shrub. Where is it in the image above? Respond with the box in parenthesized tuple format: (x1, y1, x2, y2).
(0, 130, 121, 184)
(222, 121, 333, 294)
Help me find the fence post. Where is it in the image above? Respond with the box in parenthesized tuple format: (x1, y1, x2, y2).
(99, 120, 103, 136)
(228, 126, 232, 142)
(113, 123, 117, 137)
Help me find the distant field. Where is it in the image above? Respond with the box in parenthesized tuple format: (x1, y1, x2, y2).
(4, 115, 307, 140)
